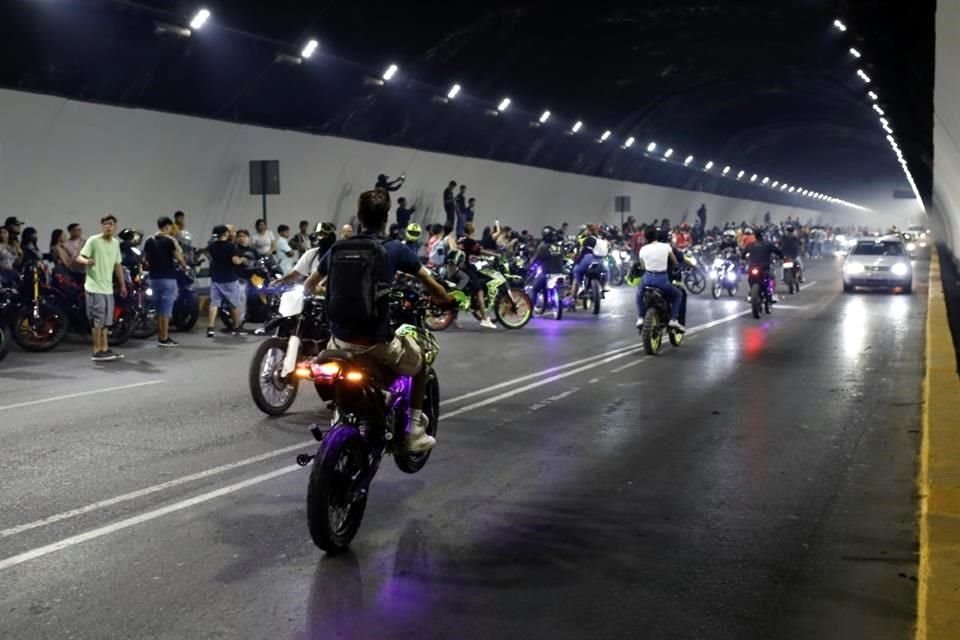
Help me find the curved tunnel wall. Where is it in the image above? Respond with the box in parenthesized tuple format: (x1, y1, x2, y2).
(933, 0, 960, 258)
(0, 88, 887, 238)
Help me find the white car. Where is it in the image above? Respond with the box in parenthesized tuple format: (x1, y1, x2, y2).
(842, 235, 912, 294)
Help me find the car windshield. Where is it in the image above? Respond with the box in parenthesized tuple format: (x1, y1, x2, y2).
(851, 241, 905, 257)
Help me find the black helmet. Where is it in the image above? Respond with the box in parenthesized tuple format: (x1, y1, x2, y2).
(118, 228, 142, 246)
(583, 236, 597, 250)
(656, 227, 670, 243)
(785, 225, 795, 233)
(541, 225, 556, 242)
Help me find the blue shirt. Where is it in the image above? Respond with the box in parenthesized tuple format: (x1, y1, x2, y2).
(317, 233, 421, 342)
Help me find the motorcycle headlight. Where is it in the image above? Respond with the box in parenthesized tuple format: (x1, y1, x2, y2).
(891, 262, 910, 276)
(713, 258, 724, 268)
(687, 255, 697, 266)
(845, 262, 865, 274)
(145, 287, 153, 296)
(726, 272, 737, 282)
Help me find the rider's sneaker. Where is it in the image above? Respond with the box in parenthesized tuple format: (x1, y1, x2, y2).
(479, 318, 497, 329)
(405, 411, 436, 453)
(668, 319, 686, 332)
(635, 317, 644, 328)
(771, 293, 780, 303)
(206, 328, 215, 338)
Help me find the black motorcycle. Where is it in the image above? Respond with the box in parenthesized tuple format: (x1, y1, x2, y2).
(782, 257, 803, 295)
(577, 261, 604, 315)
(0, 285, 15, 362)
(171, 267, 200, 332)
(748, 265, 774, 319)
(9, 264, 70, 352)
(297, 284, 441, 553)
(639, 286, 684, 355)
(221, 256, 282, 331)
(48, 266, 136, 346)
(248, 286, 330, 416)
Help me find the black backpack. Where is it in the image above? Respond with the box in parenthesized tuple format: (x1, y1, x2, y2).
(325, 234, 391, 333)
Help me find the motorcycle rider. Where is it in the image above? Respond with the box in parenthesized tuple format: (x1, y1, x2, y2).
(270, 222, 337, 287)
(567, 235, 599, 307)
(635, 226, 684, 331)
(304, 189, 454, 453)
(742, 229, 784, 303)
(530, 226, 567, 313)
(719, 229, 739, 253)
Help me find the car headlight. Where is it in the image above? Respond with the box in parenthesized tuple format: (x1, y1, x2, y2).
(891, 262, 910, 276)
(906, 242, 917, 252)
(845, 262, 865, 274)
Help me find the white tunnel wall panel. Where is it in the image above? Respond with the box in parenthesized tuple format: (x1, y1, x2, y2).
(0, 88, 874, 239)
(934, 0, 960, 259)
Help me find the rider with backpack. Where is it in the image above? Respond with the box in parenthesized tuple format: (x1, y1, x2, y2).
(304, 189, 453, 453)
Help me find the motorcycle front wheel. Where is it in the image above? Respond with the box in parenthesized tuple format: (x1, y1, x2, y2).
(641, 308, 662, 355)
(0, 324, 9, 362)
(712, 278, 722, 299)
(173, 294, 199, 331)
(131, 312, 158, 339)
(425, 308, 456, 332)
(395, 369, 439, 474)
(249, 337, 299, 415)
(669, 327, 684, 347)
(107, 309, 136, 346)
(610, 263, 625, 287)
(685, 269, 707, 295)
(12, 301, 69, 352)
(494, 288, 532, 329)
(750, 283, 762, 319)
(307, 425, 368, 553)
(553, 288, 564, 320)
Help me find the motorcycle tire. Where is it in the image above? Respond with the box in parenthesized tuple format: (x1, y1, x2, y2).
(641, 308, 662, 355)
(0, 324, 10, 363)
(395, 368, 439, 474)
(249, 337, 299, 416)
(750, 283, 762, 319)
(685, 269, 707, 295)
(107, 309, 136, 347)
(425, 309, 456, 332)
(12, 300, 70, 352)
(591, 279, 602, 315)
(131, 314, 159, 340)
(307, 425, 368, 553)
(728, 284, 737, 297)
(554, 290, 564, 321)
(765, 296, 772, 315)
(173, 296, 200, 332)
(610, 264, 625, 287)
(494, 288, 532, 329)
(785, 271, 795, 295)
(712, 279, 722, 299)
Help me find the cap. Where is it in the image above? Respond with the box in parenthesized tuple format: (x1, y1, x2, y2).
(4, 216, 24, 227)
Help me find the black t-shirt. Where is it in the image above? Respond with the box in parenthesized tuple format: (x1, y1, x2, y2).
(460, 236, 482, 256)
(535, 242, 565, 274)
(143, 234, 178, 279)
(743, 242, 783, 266)
(208, 240, 239, 283)
(780, 235, 802, 259)
(455, 193, 466, 213)
(443, 187, 455, 212)
(396, 207, 414, 227)
(316, 234, 422, 343)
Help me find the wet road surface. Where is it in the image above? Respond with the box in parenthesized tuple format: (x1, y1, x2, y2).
(0, 259, 926, 639)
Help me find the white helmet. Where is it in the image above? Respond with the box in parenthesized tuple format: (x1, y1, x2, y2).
(723, 229, 736, 238)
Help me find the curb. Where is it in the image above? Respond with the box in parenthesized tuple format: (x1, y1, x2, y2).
(916, 253, 960, 639)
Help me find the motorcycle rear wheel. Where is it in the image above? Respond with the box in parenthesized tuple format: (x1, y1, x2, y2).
(750, 283, 762, 319)
(307, 425, 368, 553)
(590, 279, 602, 315)
(610, 263, 625, 287)
(12, 301, 69, 352)
(173, 296, 200, 331)
(494, 289, 532, 329)
(0, 324, 9, 362)
(641, 308, 662, 355)
(395, 369, 439, 474)
(249, 337, 299, 415)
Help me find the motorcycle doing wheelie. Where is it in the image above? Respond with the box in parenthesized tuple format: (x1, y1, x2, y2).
(248, 285, 330, 415)
(298, 284, 442, 553)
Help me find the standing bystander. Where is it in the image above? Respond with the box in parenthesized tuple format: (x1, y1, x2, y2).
(75, 215, 127, 361)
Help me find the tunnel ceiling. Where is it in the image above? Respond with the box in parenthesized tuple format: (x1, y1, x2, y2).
(0, 0, 935, 214)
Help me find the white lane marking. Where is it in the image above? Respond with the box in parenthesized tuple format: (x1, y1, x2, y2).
(0, 466, 299, 572)
(610, 358, 647, 374)
(0, 441, 314, 538)
(438, 343, 637, 407)
(0, 380, 167, 412)
(528, 388, 580, 412)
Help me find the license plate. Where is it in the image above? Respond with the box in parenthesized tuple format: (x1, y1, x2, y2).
(783, 262, 793, 268)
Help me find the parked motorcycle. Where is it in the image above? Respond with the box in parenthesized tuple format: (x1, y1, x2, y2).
(248, 285, 330, 416)
(171, 267, 200, 332)
(220, 256, 282, 331)
(10, 263, 70, 352)
(0, 285, 14, 362)
(297, 283, 441, 553)
(48, 267, 136, 345)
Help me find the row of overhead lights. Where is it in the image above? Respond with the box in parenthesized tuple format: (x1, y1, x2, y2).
(167, 7, 866, 210)
(833, 19, 925, 212)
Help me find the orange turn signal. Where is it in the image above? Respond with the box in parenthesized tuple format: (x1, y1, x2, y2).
(345, 370, 364, 383)
(313, 362, 341, 377)
(294, 367, 312, 379)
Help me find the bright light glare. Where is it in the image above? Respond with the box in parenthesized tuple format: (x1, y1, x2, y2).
(539, 110, 551, 124)
(879, 117, 889, 126)
(834, 19, 847, 32)
(873, 104, 885, 115)
(624, 136, 636, 148)
(883, 124, 893, 133)
(572, 120, 583, 133)
(498, 97, 511, 112)
(737, 170, 745, 179)
(722, 166, 731, 175)
(762, 176, 770, 184)
(382, 64, 398, 81)
(301, 39, 319, 59)
(772, 181, 779, 187)
(646, 142, 657, 152)
(789, 186, 796, 192)
(447, 83, 461, 99)
(750, 174, 758, 181)
(190, 8, 210, 30)
(868, 91, 878, 101)
(685, 155, 694, 165)
(857, 69, 872, 83)
(664, 148, 674, 158)
(850, 47, 862, 58)
(781, 184, 788, 190)
(704, 160, 714, 170)
(600, 130, 611, 141)
(845, 262, 865, 274)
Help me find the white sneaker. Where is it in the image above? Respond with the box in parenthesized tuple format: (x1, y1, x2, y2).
(771, 293, 779, 303)
(405, 411, 436, 453)
(668, 319, 686, 332)
(635, 317, 644, 328)
(479, 318, 498, 329)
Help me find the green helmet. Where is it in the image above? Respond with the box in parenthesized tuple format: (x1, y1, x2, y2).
(405, 223, 422, 242)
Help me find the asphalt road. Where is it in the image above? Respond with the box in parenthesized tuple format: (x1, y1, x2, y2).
(0, 258, 926, 640)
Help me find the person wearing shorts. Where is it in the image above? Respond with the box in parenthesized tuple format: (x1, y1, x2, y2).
(206, 225, 245, 337)
(143, 216, 186, 347)
(76, 214, 127, 361)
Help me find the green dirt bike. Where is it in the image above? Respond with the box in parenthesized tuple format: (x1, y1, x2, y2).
(426, 256, 533, 331)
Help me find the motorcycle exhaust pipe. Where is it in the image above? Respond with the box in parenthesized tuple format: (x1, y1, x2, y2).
(280, 335, 302, 377)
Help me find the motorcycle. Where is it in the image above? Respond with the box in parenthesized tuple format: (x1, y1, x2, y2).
(171, 267, 200, 332)
(426, 256, 532, 330)
(220, 256, 282, 331)
(248, 285, 330, 416)
(782, 257, 803, 294)
(8, 264, 70, 352)
(0, 285, 14, 362)
(297, 283, 442, 553)
(603, 251, 627, 287)
(48, 266, 137, 346)
(576, 261, 604, 315)
(711, 255, 740, 299)
(682, 253, 708, 295)
(129, 262, 159, 339)
(527, 265, 569, 320)
(748, 265, 774, 319)
(639, 285, 685, 355)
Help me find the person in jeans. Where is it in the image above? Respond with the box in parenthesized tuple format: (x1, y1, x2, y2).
(143, 216, 187, 347)
(206, 225, 245, 337)
(75, 214, 128, 361)
(634, 226, 684, 332)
